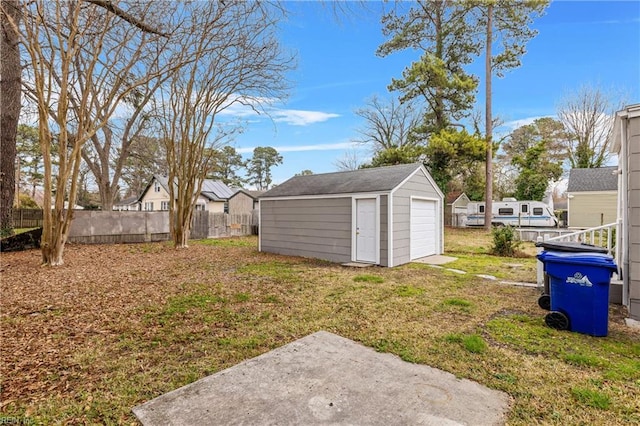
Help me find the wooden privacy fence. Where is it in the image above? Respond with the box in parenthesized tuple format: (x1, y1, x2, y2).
(66, 211, 256, 244)
(206, 211, 258, 238)
(12, 209, 44, 228)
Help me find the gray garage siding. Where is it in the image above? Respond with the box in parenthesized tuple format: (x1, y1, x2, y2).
(260, 198, 352, 263)
(628, 113, 640, 319)
(392, 171, 440, 266)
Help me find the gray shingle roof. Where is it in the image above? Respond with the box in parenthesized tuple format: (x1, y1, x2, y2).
(261, 163, 425, 198)
(566, 166, 618, 192)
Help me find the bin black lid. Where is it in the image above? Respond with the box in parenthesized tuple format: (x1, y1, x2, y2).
(537, 250, 617, 270)
(534, 241, 608, 253)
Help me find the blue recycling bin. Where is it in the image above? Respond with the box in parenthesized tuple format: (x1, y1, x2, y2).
(534, 242, 608, 311)
(536, 251, 617, 336)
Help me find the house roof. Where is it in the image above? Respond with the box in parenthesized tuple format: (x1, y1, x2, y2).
(566, 167, 618, 193)
(115, 196, 140, 206)
(230, 189, 265, 200)
(200, 180, 235, 201)
(446, 191, 469, 205)
(139, 175, 234, 201)
(261, 163, 433, 198)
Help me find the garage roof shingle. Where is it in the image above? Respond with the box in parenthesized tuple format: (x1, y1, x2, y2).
(261, 163, 424, 198)
(566, 166, 618, 192)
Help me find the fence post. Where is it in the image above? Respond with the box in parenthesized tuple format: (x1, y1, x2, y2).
(536, 235, 547, 288)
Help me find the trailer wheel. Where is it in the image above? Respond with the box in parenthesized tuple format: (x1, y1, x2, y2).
(545, 311, 569, 331)
(537, 294, 551, 311)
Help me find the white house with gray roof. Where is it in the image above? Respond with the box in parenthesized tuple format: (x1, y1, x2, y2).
(138, 175, 235, 213)
(258, 163, 444, 267)
(566, 166, 618, 228)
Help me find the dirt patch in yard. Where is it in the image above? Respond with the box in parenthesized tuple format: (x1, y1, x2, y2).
(0, 242, 262, 417)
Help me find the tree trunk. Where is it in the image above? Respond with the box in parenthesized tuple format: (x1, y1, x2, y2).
(173, 207, 191, 248)
(0, 0, 21, 236)
(484, 4, 493, 232)
(41, 208, 68, 266)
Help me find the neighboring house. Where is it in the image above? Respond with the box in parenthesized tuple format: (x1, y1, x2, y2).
(138, 175, 234, 213)
(113, 196, 141, 211)
(445, 192, 470, 227)
(259, 163, 444, 267)
(566, 166, 618, 228)
(609, 103, 640, 322)
(228, 189, 264, 215)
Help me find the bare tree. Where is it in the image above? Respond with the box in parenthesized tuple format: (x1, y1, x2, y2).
(353, 95, 422, 152)
(1, 0, 168, 236)
(21, 0, 171, 265)
(157, 1, 294, 248)
(69, 3, 177, 211)
(334, 148, 364, 171)
(0, 0, 21, 236)
(120, 136, 167, 197)
(556, 84, 623, 169)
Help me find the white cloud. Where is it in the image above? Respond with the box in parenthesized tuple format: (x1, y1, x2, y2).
(217, 96, 340, 126)
(499, 116, 552, 132)
(272, 109, 340, 126)
(237, 141, 358, 154)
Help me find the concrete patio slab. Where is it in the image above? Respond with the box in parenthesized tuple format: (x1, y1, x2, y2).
(133, 331, 510, 426)
(413, 254, 458, 265)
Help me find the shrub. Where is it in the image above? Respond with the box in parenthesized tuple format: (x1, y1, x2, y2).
(491, 226, 522, 257)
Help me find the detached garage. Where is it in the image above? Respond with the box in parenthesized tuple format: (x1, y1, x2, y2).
(259, 163, 444, 267)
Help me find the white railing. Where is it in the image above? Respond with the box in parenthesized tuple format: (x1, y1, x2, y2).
(536, 222, 619, 287)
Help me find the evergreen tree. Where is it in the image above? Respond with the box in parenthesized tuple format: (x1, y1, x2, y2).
(471, 0, 548, 229)
(247, 147, 283, 190)
(16, 124, 43, 198)
(512, 141, 563, 201)
(209, 146, 247, 187)
(377, 0, 480, 137)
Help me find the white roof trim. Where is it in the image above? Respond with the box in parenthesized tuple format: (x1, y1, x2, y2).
(389, 164, 444, 200)
(260, 191, 392, 202)
(609, 104, 640, 153)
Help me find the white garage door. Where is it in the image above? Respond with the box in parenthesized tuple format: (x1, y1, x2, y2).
(410, 199, 437, 260)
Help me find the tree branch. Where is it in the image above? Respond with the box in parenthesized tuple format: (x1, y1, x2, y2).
(83, 0, 169, 36)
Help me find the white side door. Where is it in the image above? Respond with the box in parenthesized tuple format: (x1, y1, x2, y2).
(355, 198, 377, 263)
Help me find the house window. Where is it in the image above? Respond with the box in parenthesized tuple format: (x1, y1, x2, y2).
(161, 201, 170, 211)
(498, 208, 513, 215)
(145, 201, 154, 211)
(195, 204, 205, 211)
(521, 204, 528, 213)
(154, 181, 161, 192)
(479, 205, 485, 213)
(533, 207, 544, 216)
(224, 201, 229, 214)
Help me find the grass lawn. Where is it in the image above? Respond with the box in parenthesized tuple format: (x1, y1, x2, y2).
(1, 228, 638, 424)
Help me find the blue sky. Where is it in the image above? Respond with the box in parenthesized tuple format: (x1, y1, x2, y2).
(225, 1, 640, 187)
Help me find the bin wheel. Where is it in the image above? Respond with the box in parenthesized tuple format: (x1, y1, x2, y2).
(545, 311, 570, 331)
(538, 294, 551, 311)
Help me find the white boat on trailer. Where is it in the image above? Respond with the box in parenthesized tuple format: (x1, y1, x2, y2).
(466, 198, 558, 228)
